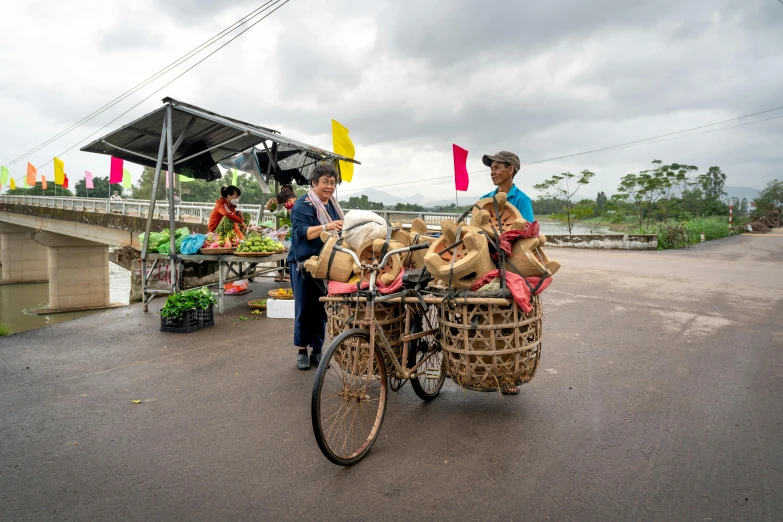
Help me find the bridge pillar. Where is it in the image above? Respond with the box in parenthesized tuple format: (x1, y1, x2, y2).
(0, 223, 48, 284)
(33, 232, 118, 313)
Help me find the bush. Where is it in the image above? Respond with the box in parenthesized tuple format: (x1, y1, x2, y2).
(0, 323, 11, 336)
(631, 217, 735, 250)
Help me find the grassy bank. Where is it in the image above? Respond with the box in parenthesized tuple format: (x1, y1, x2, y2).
(631, 216, 737, 249)
(0, 323, 11, 336)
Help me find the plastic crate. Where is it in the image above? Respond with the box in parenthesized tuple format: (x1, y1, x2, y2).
(160, 306, 215, 333)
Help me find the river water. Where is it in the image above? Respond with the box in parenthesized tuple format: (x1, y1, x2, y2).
(0, 263, 130, 336)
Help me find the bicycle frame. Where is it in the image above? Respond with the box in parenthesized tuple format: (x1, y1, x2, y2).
(332, 243, 440, 383)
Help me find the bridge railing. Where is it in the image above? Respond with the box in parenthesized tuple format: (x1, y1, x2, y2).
(0, 195, 465, 229)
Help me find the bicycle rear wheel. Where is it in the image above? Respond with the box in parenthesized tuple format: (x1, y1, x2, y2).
(409, 306, 445, 401)
(311, 328, 388, 466)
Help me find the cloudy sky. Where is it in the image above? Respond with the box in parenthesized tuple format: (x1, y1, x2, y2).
(1, 0, 781, 203)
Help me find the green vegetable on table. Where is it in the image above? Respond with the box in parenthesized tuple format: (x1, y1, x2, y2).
(160, 287, 217, 318)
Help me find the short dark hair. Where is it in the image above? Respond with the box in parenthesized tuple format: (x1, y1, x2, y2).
(220, 185, 241, 198)
(311, 164, 338, 186)
(277, 189, 296, 203)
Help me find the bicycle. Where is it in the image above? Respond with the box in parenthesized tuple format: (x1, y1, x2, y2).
(311, 242, 445, 466)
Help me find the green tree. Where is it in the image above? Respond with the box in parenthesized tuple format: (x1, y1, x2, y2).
(754, 179, 783, 214)
(74, 176, 123, 198)
(339, 195, 384, 210)
(394, 202, 425, 211)
(595, 191, 608, 212)
(6, 182, 73, 197)
(654, 161, 698, 223)
(533, 170, 595, 234)
(697, 166, 727, 215)
(739, 197, 748, 216)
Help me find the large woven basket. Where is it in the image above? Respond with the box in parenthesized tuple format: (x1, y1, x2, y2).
(439, 296, 542, 392)
(325, 299, 405, 372)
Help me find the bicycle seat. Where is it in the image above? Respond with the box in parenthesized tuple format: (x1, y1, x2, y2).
(402, 267, 432, 287)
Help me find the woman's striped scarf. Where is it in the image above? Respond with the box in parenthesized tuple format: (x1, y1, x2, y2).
(306, 188, 344, 232)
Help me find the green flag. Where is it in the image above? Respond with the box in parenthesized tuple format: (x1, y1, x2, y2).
(232, 169, 238, 185)
(122, 169, 132, 189)
(0, 166, 8, 186)
(178, 174, 195, 183)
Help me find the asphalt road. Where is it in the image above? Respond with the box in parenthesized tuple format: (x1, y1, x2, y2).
(1, 230, 781, 521)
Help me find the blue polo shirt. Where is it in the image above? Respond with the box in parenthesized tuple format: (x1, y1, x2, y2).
(481, 184, 535, 222)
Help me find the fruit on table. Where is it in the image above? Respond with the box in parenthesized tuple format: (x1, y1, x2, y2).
(236, 236, 285, 253)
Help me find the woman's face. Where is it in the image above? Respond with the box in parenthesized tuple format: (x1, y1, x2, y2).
(283, 197, 297, 210)
(311, 175, 336, 202)
(228, 191, 240, 204)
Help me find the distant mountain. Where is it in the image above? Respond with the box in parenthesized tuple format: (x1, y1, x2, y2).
(724, 186, 760, 201)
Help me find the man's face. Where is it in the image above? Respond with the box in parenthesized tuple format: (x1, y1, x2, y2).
(490, 161, 514, 187)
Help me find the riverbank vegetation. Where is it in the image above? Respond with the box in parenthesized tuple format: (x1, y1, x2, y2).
(531, 159, 758, 249)
(0, 323, 11, 336)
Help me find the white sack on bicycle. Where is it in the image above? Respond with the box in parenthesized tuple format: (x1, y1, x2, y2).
(341, 210, 388, 250)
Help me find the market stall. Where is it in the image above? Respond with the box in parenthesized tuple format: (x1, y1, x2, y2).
(81, 97, 359, 314)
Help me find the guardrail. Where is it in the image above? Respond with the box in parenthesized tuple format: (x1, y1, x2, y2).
(0, 195, 466, 228)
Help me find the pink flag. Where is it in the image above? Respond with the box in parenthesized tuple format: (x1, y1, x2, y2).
(453, 144, 469, 191)
(165, 171, 169, 189)
(85, 171, 94, 189)
(109, 157, 123, 184)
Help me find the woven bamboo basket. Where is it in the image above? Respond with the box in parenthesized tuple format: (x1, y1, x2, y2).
(439, 296, 542, 392)
(325, 299, 404, 372)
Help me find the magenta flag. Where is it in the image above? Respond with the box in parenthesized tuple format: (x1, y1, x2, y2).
(165, 171, 170, 189)
(453, 144, 469, 191)
(109, 157, 123, 184)
(85, 171, 94, 189)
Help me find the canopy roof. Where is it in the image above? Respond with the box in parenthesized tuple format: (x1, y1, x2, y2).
(81, 97, 359, 183)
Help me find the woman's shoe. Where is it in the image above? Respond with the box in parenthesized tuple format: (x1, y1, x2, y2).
(297, 353, 311, 370)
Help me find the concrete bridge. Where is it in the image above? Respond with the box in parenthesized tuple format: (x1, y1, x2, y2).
(0, 195, 237, 313)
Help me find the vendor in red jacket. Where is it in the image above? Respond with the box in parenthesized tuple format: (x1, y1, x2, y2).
(208, 185, 246, 239)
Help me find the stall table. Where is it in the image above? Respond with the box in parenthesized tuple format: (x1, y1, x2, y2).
(143, 252, 288, 314)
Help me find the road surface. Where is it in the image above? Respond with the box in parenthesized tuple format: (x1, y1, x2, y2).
(1, 230, 781, 521)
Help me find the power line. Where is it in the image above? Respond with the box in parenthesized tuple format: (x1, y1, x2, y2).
(519, 105, 783, 167)
(337, 109, 783, 195)
(33, 0, 291, 172)
(3, 0, 279, 167)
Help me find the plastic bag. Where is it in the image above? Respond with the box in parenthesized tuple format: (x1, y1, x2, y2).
(158, 231, 190, 255)
(224, 279, 248, 295)
(138, 230, 171, 253)
(175, 227, 189, 240)
(180, 234, 207, 255)
(342, 210, 387, 250)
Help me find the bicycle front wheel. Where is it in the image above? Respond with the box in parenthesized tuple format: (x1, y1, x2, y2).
(311, 328, 388, 466)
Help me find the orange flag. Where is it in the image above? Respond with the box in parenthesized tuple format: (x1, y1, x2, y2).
(42, 175, 48, 190)
(27, 163, 37, 186)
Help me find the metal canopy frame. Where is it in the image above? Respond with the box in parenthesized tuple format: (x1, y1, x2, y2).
(81, 97, 360, 310)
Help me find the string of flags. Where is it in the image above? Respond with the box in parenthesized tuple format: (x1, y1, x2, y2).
(0, 155, 130, 193)
(2, 118, 359, 192)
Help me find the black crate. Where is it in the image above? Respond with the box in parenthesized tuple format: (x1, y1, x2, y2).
(160, 306, 215, 333)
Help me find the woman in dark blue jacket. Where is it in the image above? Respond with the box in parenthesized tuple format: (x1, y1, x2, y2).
(287, 164, 344, 370)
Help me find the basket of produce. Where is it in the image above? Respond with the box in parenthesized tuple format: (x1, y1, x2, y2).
(439, 295, 543, 392)
(236, 233, 286, 256)
(200, 225, 240, 255)
(248, 298, 267, 310)
(268, 288, 294, 300)
(159, 287, 217, 333)
(325, 299, 405, 372)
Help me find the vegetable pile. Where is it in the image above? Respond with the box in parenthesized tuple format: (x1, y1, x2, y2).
(160, 287, 217, 318)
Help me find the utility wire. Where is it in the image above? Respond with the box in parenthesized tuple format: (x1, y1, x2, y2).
(3, 0, 279, 167)
(32, 0, 291, 172)
(337, 110, 783, 195)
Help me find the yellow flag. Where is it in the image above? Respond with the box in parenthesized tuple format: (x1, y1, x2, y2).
(332, 120, 355, 182)
(10, 177, 16, 190)
(54, 157, 65, 185)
